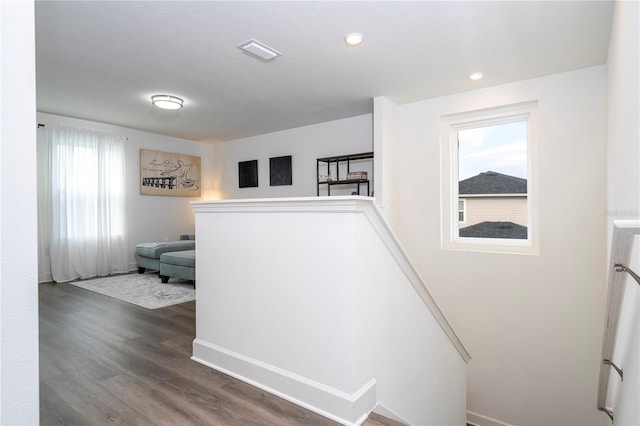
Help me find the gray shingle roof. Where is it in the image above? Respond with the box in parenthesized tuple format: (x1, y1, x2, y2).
(459, 171, 527, 195)
(459, 221, 528, 239)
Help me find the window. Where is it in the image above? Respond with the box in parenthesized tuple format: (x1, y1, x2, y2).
(39, 124, 129, 282)
(441, 102, 538, 254)
(56, 144, 127, 240)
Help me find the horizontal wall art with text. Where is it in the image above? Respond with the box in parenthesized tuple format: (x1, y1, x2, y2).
(140, 149, 201, 197)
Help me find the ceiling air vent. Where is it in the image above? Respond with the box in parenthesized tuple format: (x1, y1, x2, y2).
(237, 39, 282, 62)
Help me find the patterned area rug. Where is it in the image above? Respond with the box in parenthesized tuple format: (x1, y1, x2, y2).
(69, 273, 195, 309)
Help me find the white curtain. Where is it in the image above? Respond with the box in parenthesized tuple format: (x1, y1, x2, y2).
(38, 125, 129, 282)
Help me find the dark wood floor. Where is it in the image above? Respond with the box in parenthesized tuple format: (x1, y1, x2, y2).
(39, 281, 403, 426)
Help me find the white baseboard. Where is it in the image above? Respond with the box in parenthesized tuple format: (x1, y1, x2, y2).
(467, 410, 514, 426)
(129, 261, 138, 271)
(192, 338, 377, 426)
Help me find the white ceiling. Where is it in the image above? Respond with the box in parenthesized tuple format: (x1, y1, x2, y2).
(35, 1, 614, 143)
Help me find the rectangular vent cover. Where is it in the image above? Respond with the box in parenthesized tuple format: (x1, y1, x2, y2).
(237, 39, 282, 62)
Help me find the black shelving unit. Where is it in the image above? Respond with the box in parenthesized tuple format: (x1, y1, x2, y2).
(316, 152, 374, 196)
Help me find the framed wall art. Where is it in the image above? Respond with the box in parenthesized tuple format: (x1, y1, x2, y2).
(269, 155, 292, 186)
(238, 159, 258, 188)
(140, 149, 201, 197)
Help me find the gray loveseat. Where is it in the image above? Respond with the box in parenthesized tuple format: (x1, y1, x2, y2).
(135, 234, 195, 274)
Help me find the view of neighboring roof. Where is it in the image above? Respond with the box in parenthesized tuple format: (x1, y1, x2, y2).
(459, 171, 527, 195)
(459, 221, 528, 239)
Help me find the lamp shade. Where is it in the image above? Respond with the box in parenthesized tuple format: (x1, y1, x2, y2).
(151, 95, 184, 110)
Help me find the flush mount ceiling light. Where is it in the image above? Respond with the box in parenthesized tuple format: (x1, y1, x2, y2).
(344, 32, 364, 47)
(151, 95, 184, 110)
(469, 72, 484, 81)
(237, 39, 282, 62)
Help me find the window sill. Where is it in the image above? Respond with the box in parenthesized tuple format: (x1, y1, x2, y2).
(442, 237, 539, 255)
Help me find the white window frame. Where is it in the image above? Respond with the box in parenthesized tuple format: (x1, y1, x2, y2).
(440, 101, 539, 255)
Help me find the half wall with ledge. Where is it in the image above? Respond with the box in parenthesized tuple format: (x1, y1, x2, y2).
(191, 196, 470, 425)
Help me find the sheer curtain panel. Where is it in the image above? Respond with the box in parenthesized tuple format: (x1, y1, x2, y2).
(39, 125, 129, 282)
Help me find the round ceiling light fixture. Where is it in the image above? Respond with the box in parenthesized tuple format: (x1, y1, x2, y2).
(344, 33, 364, 47)
(469, 72, 484, 81)
(151, 94, 184, 110)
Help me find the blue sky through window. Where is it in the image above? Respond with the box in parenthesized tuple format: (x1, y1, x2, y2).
(458, 120, 527, 180)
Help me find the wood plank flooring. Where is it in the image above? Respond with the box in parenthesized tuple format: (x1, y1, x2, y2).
(39, 281, 404, 426)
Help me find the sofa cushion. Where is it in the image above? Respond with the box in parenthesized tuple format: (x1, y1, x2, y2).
(160, 250, 195, 268)
(136, 241, 195, 258)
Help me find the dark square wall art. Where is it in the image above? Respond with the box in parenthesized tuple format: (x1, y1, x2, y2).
(238, 160, 258, 188)
(270, 155, 292, 186)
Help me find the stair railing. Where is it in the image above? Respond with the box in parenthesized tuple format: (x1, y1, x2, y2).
(597, 219, 640, 421)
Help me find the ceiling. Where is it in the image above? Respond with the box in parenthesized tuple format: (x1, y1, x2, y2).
(35, 1, 614, 143)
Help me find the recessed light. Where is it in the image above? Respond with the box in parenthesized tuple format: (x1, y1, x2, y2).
(151, 95, 184, 110)
(469, 72, 483, 81)
(344, 33, 364, 47)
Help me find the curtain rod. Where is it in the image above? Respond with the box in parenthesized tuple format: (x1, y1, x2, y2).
(36, 123, 128, 140)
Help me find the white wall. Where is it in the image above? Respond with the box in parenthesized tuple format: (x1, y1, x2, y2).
(0, 1, 40, 423)
(36, 113, 215, 281)
(606, 1, 640, 424)
(372, 96, 399, 221)
(383, 66, 608, 425)
(213, 114, 372, 199)
(606, 1, 639, 229)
